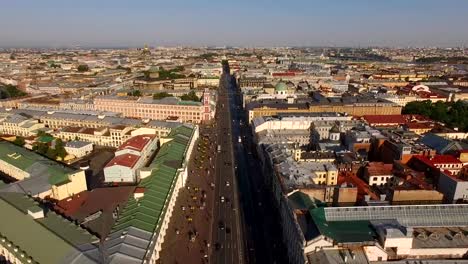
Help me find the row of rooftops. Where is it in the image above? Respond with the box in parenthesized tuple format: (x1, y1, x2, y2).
(96, 94, 203, 107)
(0, 124, 196, 264)
(0, 107, 182, 129)
(246, 95, 399, 110)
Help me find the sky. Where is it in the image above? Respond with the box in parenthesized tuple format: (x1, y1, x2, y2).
(1, 0, 468, 48)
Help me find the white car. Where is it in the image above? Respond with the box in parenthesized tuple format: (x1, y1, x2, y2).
(226, 181, 230, 187)
(220, 196, 225, 203)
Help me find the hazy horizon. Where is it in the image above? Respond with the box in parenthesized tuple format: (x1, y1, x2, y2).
(1, 0, 468, 48)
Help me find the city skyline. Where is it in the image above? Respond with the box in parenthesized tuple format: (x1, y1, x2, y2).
(1, 5, 468, 263)
(1, 0, 468, 48)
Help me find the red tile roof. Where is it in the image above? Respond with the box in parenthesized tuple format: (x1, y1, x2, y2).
(118, 134, 155, 152)
(366, 162, 393, 176)
(363, 115, 433, 126)
(405, 122, 433, 129)
(363, 115, 406, 126)
(418, 91, 446, 99)
(413, 155, 462, 167)
(272, 72, 296, 77)
(105, 154, 140, 168)
(429, 155, 462, 165)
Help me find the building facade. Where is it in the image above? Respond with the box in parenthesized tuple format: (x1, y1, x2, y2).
(94, 89, 214, 123)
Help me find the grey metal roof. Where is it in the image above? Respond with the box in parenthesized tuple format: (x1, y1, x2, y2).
(105, 227, 152, 264)
(418, 133, 457, 154)
(66, 140, 93, 148)
(0, 170, 52, 196)
(324, 204, 468, 227)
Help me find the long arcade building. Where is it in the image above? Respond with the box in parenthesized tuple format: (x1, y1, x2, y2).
(104, 124, 198, 263)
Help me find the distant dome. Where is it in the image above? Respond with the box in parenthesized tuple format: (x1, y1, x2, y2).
(275, 82, 288, 92)
(149, 66, 159, 72)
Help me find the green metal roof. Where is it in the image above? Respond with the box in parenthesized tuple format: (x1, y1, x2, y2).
(275, 81, 288, 91)
(37, 135, 54, 143)
(0, 141, 75, 186)
(309, 207, 376, 243)
(111, 125, 194, 235)
(0, 193, 98, 264)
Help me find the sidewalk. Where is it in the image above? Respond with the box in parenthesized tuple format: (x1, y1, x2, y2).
(158, 125, 217, 264)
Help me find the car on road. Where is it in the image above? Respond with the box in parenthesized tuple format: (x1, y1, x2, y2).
(218, 221, 225, 230)
(225, 181, 230, 187)
(220, 196, 225, 203)
(214, 243, 222, 251)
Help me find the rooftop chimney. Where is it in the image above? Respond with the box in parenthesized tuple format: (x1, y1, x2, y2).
(380, 194, 386, 201)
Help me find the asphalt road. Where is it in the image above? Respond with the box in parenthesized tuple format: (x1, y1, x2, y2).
(222, 65, 290, 264)
(211, 69, 244, 264)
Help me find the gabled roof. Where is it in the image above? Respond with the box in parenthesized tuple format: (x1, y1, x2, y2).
(105, 154, 140, 169)
(117, 135, 155, 153)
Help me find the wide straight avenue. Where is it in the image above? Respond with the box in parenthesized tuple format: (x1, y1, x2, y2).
(210, 63, 244, 264)
(211, 62, 289, 264)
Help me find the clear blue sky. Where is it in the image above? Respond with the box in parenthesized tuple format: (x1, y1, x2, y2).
(1, 0, 467, 48)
